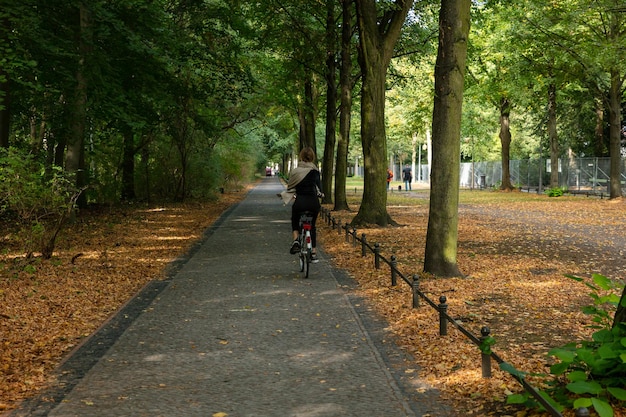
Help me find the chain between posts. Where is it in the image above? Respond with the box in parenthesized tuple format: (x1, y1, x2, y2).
(319, 208, 565, 417)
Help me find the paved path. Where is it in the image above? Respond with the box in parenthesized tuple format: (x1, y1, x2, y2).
(13, 177, 450, 417)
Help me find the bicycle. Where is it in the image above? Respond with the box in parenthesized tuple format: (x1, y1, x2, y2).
(297, 211, 314, 278)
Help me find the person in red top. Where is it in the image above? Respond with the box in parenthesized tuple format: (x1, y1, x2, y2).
(387, 168, 393, 190)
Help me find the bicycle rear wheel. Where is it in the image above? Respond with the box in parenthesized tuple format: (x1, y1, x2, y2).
(298, 232, 305, 271)
(304, 248, 311, 278)
(298, 251, 305, 272)
(303, 230, 312, 278)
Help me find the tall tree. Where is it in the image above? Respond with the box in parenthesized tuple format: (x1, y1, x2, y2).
(464, 3, 522, 191)
(351, 0, 414, 227)
(547, 80, 559, 187)
(536, 0, 625, 196)
(333, 0, 354, 211)
(247, 0, 326, 158)
(65, 2, 91, 208)
(0, 10, 9, 149)
(423, 0, 471, 277)
(321, 0, 338, 204)
(578, 2, 624, 198)
(498, 96, 514, 190)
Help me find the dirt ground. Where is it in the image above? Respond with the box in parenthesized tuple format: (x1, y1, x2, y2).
(1, 188, 626, 416)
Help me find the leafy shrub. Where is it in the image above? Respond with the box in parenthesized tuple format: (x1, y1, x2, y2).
(507, 273, 626, 417)
(0, 147, 80, 258)
(545, 187, 565, 197)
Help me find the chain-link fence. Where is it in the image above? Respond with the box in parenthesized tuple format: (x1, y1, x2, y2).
(458, 157, 626, 193)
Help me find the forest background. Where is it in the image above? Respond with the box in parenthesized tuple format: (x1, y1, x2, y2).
(1, 0, 625, 415)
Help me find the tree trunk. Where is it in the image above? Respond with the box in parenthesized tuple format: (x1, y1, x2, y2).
(547, 83, 559, 188)
(423, 0, 471, 278)
(353, 65, 391, 225)
(141, 145, 151, 203)
(30, 112, 46, 154)
(333, 0, 353, 212)
(352, 0, 413, 227)
(121, 127, 136, 201)
(613, 287, 626, 329)
(65, 2, 90, 208)
(321, 0, 337, 204)
(0, 68, 10, 149)
(0, 15, 10, 148)
(298, 107, 307, 151)
(608, 68, 622, 199)
(301, 73, 317, 153)
(594, 98, 606, 156)
(499, 96, 514, 191)
(174, 103, 190, 202)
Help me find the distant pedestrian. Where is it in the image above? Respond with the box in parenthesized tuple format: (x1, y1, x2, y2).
(386, 169, 393, 190)
(402, 165, 412, 191)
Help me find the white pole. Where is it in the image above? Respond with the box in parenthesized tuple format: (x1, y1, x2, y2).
(418, 144, 422, 182)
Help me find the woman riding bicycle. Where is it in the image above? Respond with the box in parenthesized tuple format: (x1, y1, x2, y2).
(283, 147, 322, 261)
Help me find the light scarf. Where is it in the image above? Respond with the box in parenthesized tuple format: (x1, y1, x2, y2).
(279, 162, 318, 205)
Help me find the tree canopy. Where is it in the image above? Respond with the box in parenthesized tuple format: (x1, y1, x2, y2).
(1, 0, 624, 259)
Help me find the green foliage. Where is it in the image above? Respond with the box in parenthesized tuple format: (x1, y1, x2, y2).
(545, 187, 565, 197)
(479, 335, 497, 355)
(508, 273, 626, 416)
(0, 147, 79, 258)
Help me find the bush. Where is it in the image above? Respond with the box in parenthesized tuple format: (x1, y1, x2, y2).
(0, 147, 80, 258)
(545, 187, 565, 197)
(507, 273, 626, 417)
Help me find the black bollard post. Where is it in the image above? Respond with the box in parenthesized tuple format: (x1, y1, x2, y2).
(480, 326, 492, 378)
(412, 275, 420, 308)
(390, 255, 397, 286)
(361, 234, 367, 257)
(352, 228, 357, 247)
(575, 408, 590, 417)
(374, 243, 380, 269)
(438, 296, 448, 336)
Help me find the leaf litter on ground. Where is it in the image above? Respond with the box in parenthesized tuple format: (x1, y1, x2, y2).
(319, 190, 626, 417)
(1, 186, 626, 417)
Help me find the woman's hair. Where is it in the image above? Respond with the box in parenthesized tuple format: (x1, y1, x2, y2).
(299, 147, 315, 163)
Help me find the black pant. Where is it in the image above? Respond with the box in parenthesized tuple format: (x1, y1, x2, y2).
(291, 195, 320, 248)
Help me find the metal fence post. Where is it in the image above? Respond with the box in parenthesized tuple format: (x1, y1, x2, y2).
(390, 255, 397, 286)
(331, 217, 336, 230)
(374, 243, 380, 269)
(352, 228, 357, 247)
(337, 220, 342, 235)
(438, 296, 448, 336)
(361, 234, 367, 257)
(480, 326, 492, 378)
(575, 408, 590, 417)
(412, 275, 420, 308)
(344, 223, 350, 242)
